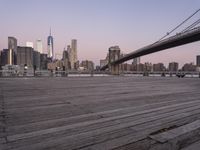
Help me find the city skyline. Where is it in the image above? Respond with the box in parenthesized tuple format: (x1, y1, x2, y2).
(0, 0, 200, 66)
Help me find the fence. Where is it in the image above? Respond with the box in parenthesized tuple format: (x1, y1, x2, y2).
(0, 70, 199, 78)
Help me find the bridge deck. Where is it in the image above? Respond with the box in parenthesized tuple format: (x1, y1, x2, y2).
(0, 77, 200, 150)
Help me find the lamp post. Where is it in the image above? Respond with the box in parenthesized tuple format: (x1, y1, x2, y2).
(24, 64, 28, 76)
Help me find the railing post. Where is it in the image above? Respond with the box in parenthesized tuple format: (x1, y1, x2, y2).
(170, 72, 173, 77)
(33, 65, 36, 77)
(90, 69, 94, 77)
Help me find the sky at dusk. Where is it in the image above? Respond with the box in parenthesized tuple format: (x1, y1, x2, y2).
(0, 0, 200, 66)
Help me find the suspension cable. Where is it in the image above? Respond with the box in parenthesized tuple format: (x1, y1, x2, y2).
(158, 8, 200, 41)
(181, 19, 200, 33)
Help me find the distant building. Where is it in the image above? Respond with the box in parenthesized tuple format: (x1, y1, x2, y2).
(62, 49, 69, 60)
(131, 63, 146, 72)
(8, 37, 17, 54)
(0, 51, 1, 67)
(47, 29, 54, 60)
(80, 60, 94, 71)
(182, 63, 196, 72)
(196, 55, 200, 67)
(144, 62, 153, 72)
(69, 39, 78, 69)
(40, 54, 48, 70)
(47, 60, 63, 70)
(1, 49, 9, 66)
(26, 42, 34, 48)
(121, 63, 132, 71)
(153, 63, 165, 72)
(17, 46, 34, 68)
(66, 45, 71, 68)
(137, 63, 145, 72)
(168, 62, 179, 72)
(132, 57, 140, 65)
(8, 37, 17, 64)
(36, 39, 43, 54)
(0, 49, 14, 66)
(62, 48, 70, 70)
(33, 51, 40, 69)
(75, 60, 80, 70)
(7, 49, 13, 65)
(66, 45, 71, 52)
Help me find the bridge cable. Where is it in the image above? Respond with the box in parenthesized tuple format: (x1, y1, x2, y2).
(158, 8, 200, 41)
(181, 19, 200, 33)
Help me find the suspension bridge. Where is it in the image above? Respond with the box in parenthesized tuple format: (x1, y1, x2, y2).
(101, 9, 200, 74)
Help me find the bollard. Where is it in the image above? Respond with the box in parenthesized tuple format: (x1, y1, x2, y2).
(161, 72, 165, 77)
(62, 66, 65, 77)
(50, 70, 53, 77)
(33, 65, 36, 77)
(170, 72, 172, 77)
(143, 72, 149, 77)
(91, 70, 94, 77)
(65, 71, 68, 77)
(0, 66, 2, 77)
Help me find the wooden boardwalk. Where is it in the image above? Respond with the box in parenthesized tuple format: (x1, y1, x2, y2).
(0, 77, 200, 150)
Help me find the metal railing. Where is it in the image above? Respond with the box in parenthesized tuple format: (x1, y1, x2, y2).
(0, 70, 199, 78)
(0, 70, 111, 77)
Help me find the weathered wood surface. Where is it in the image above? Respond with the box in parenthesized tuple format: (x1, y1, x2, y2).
(182, 140, 200, 150)
(0, 77, 200, 150)
(149, 120, 200, 150)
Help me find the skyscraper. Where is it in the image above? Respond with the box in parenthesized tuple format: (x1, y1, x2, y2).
(8, 37, 17, 65)
(17, 46, 34, 68)
(40, 54, 48, 70)
(47, 29, 54, 60)
(69, 39, 77, 69)
(1, 49, 9, 66)
(33, 51, 40, 69)
(36, 39, 43, 54)
(62, 47, 70, 70)
(63, 48, 69, 60)
(8, 37, 17, 53)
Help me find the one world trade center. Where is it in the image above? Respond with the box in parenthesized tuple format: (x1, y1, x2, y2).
(47, 28, 54, 60)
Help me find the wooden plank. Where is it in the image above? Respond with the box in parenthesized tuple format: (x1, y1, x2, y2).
(9, 109, 200, 150)
(7, 100, 200, 141)
(6, 103, 200, 150)
(7, 98, 200, 135)
(150, 120, 200, 143)
(148, 120, 200, 150)
(80, 111, 200, 150)
(182, 140, 200, 150)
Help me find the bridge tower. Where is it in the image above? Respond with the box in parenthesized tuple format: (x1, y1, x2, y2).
(108, 46, 121, 75)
